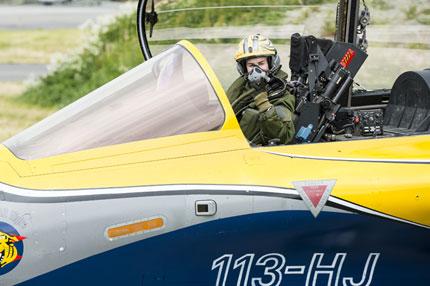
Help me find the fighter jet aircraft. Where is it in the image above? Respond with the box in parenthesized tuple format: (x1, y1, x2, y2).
(0, 0, 429, 285)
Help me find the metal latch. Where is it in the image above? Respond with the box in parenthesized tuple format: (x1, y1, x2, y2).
(195, 200, 217, 216)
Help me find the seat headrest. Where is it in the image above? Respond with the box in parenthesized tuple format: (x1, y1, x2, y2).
(390, 70, 430, 109)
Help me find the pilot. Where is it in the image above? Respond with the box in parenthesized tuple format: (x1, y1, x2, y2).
(227, 34, 295, 145)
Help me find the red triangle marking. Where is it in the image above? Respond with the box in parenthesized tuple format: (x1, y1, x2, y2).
(302, 185, 328, 207)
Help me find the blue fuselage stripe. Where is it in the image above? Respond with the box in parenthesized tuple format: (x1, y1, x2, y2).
(18, 210, 430, 286)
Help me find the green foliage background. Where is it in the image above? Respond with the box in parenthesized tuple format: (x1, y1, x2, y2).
(157, 0, 334, 28)
(20, 13, 143, 107)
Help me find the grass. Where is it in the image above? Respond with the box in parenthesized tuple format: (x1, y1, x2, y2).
(290, 6, 312, 24)
(418, 7, 430, 25)
(407, 42, 430, 50)
(155, 0, 336, 28)
(321, 10, 336, 37)
(404, 5, 418, 20)
(19, 12, 143, 107)
(367, 0, 393, 10)
(404, 4, 430, 25)
(0, 82, 55, 141)
(0, 29, 84, 64)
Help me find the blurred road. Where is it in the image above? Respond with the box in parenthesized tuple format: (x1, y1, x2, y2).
(0, 2, 124, 29)
(0, 64, 47, 81)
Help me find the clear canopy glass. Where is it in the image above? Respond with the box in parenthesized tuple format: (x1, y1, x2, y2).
(143, 0, 430, 90)
(4, 45, 225, 160)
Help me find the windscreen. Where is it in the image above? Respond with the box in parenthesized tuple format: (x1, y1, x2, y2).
(4, 45, 225, 160)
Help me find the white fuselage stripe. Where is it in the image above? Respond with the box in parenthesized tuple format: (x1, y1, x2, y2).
(0, 183, 296, 198)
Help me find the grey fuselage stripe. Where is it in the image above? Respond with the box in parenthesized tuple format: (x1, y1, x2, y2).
(263, 150, 430, 164)
(0, 183, 297, 203)
(0, 183, 428, 229)
(2, 188, 301, 203)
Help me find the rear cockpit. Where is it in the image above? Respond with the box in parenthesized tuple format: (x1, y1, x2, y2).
(287, 34, 430, 144)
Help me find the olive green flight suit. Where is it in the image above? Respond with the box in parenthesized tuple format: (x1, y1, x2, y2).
(226, 70, 295, 145)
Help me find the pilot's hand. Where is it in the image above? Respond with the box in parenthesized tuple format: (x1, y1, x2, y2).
(254, 91, 273, 112)
(250, 81, 267, 92)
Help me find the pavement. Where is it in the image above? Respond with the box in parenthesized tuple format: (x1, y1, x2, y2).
(0, 2, 124, 29)
(0, 64, 47, 82)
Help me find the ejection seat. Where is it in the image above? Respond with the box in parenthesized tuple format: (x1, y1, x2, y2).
(383, 69, 430, 135)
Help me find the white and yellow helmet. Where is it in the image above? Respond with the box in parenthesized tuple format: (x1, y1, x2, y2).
(234, 33, 281, 75)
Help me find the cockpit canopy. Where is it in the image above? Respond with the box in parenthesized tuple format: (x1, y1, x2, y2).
(4, 45, 225, 160)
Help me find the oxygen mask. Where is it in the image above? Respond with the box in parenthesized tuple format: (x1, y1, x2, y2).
(247, 66, 270, 89)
